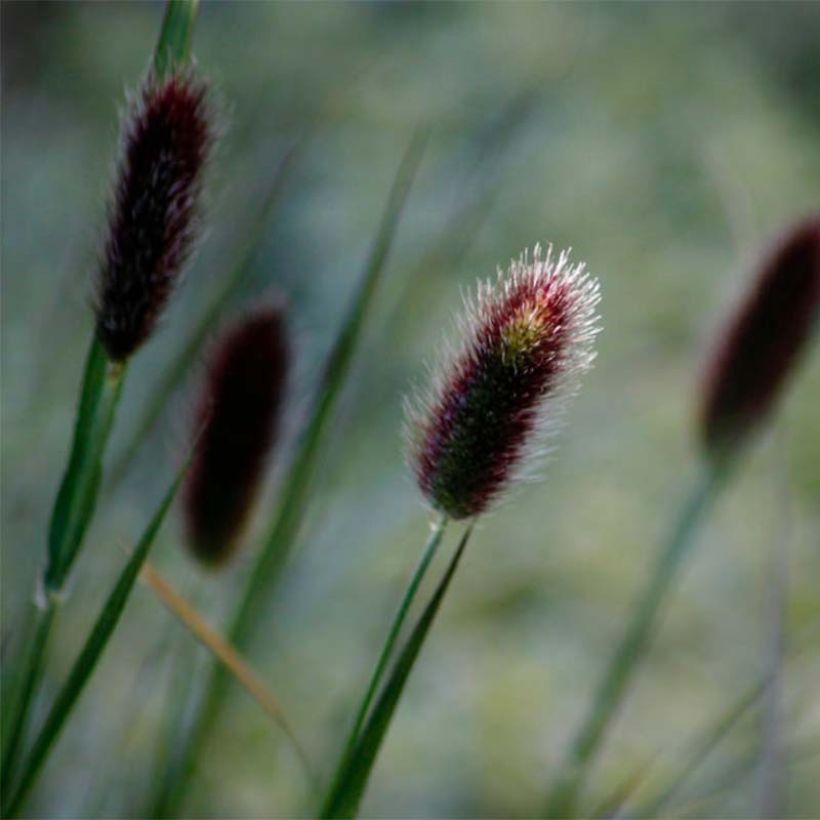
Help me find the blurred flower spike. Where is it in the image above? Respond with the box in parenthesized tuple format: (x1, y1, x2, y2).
(406, 244, 601, 520)
(96, 70, 213, 361)
(700, 216, 820, 460)
(184, 305, 289, 567)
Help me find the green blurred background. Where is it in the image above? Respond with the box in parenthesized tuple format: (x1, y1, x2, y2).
(2, 2, 819, 817)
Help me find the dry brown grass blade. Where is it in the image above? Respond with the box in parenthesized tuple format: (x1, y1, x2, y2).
(138, 561, 314, 781)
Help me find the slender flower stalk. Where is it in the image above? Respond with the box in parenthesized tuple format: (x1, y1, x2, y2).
(184, 305, 289, 566)
(1, 3, 204, 789)
(545, 216, 820, 817)
(3, 459, 191, 818)
(323, 512, 448, 807)
(321, 245, 601, 817)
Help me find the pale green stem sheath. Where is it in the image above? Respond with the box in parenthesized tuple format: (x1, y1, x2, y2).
(3, 464, 188, 818)
(544, 460, 732, 817)
(2, 338, 125, 786)
(324, 513, 448, 803)
(149, 133, 427, 819)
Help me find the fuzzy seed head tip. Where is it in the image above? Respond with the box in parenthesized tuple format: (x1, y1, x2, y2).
(95, 70, 214, 361)
(405, 244, 601, 520)
(184, 305, 289, 567)
(699, 216, 820, 459)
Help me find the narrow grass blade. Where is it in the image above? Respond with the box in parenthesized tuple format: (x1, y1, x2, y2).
(0, 606, 56, 793)
(757, 430, 791, 817)
(325, 514, 448, 804)
(2, 464, 188, 818)
(545, 462, 730, 817)
(231, 130, 427, 643)
(320, 525, 473, 820)
(107, 141, 301, 490)
(153, 0, 199, 78)
(673, 735, 819, 817)
(139, 560, 315, 784)
(588, 759, 652, 819)
(45, 338, 126, 593)
(3, 338, 125, 785)
(149, 132, 427, 818)
(635, 678, 765, 818)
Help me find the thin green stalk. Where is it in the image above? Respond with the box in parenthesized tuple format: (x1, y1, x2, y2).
(325, 514, 448, 802)
(3, 463, 188, 818)
(635, 678, 765, 818)
(149, 133, 427, 818)
(2, 0, 198, 795)
(153, 0, 199, 78)
(544, 461, 731, 817)
(2, 338, 124, 783)
(0, 606, 56, 793)
(319, 525, 474, 819)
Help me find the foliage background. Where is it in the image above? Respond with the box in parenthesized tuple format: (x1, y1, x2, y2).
(2, 1, 819, 816)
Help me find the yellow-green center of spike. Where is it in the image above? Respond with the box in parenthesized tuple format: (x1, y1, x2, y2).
(500, 306, 551, 363)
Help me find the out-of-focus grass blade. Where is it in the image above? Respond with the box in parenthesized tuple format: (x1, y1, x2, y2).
(589, 760, 652, 819)
(3, 462, 189, 818)
(235, 130, 427, 625)
(634, 679, 765, 818)
(153, 0, 199, 78)
(149, 132, 428, 818)
(545, 463, 730, 817)
(319, 525, 473, 820)
(107, 141, 302, 489)
(667, 736, 819, 818)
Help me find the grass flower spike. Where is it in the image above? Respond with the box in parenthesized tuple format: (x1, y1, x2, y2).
(184, 305, 289, 566)
(699, 216, 820, 459)
(96, 70, 212, 361)
(406, 244, 601, 519)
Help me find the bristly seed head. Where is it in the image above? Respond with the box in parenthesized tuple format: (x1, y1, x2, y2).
(699, 216, 820, 459)
(95, 70, 213, 361)
(184, 305, 289, 567)
(405, 244, 601, 520)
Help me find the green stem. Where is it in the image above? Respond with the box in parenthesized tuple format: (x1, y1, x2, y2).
(153, 0, 199, 78)
(324, 514, 448, 803)
(2, 338, 124, 785)
(149, 134, 426, 819)
(3, 465, 188, 818)
(319, 524, 473, 818)
(544, 462, 731, 817)
(0, 605, 56, 793)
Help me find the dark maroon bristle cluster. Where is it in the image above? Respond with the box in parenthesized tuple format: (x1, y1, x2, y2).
(184, 306, 289, 566)
(95, 71, 212, 361)
(407, 246, 600, 520)
(699, 217, 820, 459)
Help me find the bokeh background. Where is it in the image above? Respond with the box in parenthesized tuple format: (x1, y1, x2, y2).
(2, 2, 820, 817)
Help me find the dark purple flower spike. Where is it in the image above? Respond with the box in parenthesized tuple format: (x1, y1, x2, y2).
(96, 71, 213, 361)
(184, 305, 289, 566)
(699, 217, 820, 460)
(406, 244, 601, 520)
